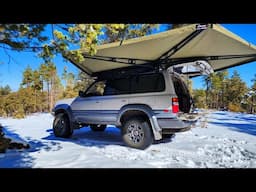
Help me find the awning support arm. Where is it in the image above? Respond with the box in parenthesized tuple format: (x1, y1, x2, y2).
(83, 53, 256, 76)
(157, 53, 256, 71)
(155, 24, 208, 63)
(161, 53, 256, 66)
(82, 54, 154, 66)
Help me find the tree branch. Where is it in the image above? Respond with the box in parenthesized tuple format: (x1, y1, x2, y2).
(51, 24, 56, 41)
(3, 47, 11, 65)
(55, 24, 69, 32)
(3, 46, 23, 68)
(0, 44, 46, 52)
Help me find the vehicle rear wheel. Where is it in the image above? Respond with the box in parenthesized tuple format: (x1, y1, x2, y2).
(90, 124, 106, 132)
(122, 118, 153, 150)
(53, 113, 73, 138)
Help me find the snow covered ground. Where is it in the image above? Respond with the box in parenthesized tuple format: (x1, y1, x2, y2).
(0, 110, 256, 168)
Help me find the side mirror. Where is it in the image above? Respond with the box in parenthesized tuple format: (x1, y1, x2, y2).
(79, 90, 84, 97)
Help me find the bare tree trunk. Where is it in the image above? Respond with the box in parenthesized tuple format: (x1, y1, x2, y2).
(34, 89, 37, 113)
(252, 96, 254, 114)
(47, 82, 50, 112)
(206, 80, 209, 108)
(49, 75, 55, 111)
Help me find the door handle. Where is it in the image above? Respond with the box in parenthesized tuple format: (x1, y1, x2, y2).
(121, 100, 127, 102)
(96, 101, 100, 103)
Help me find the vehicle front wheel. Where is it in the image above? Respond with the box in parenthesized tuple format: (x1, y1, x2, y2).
(122, 118, 153, 150)
(90, 124, 106, 132)
(53, 113, 73, 138)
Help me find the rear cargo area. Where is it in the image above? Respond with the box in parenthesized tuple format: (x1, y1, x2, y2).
(171, 75, 192, 113)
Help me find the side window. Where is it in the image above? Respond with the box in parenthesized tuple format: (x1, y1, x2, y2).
(131, 73, 165, 94)
(86, 81, 106, 96)
(104, 78, 131, 95)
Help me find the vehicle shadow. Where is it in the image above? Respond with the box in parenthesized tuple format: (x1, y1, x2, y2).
(43, 126, 126, 148)
(154, 134, 176, 144)
(43, 126, 174, 148)
(235, 116, 256, 123)
(210, 122, 256, 136)
(216, 115, 256, 124)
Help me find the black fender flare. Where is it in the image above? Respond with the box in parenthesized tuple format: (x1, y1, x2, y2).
(53, 104, 75, 129)
(117, 104, 154, 125)
(117, 104, 162, 140)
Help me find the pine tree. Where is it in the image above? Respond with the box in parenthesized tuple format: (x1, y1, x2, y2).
(247, 74, 256, 113)
(203, 70, 229, 109)
(0, 85, 11, 96)
(18, 87, 34, 115)
(102, 24, 159, 44)
(193, 89, 206, 108)
(39, 62, 58, 111)
(31, 70, 43, 112)
(74, 71, 94, 93)
(225, 70, 247, 112)
(61, 66, 77, 98)
(0, 95, 7, 117)
(1, 24, 159, 67)
(21, 65, 33, 88)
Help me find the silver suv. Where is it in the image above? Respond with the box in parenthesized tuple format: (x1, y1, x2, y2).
(52, 67, 198, 149)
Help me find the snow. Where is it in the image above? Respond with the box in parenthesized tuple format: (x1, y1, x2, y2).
(0, 111, 256, 168)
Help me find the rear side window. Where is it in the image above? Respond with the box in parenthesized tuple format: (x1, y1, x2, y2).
(131, 73, 165, 94)
(103, 73, 165, 95)
(104, 78, 130, 95)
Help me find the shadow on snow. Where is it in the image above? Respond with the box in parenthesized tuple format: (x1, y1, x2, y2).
(1, 124, 174, 168)
(42, 125, 174, 148)
(210, 122, 256, 136)
(43, 126, 125, 148)
(216, 116, 256, 123)
(211, 112, 256, 136)
(0, 125, 61, 168)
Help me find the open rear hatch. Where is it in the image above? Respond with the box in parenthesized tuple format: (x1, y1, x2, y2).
(169, 60, 213, 126)
(170, 69, 200, 126)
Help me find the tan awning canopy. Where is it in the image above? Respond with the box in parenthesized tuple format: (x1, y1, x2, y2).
(66, 24, 256, 77)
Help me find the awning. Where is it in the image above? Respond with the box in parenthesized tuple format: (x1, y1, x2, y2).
(66, 24, 256, 77)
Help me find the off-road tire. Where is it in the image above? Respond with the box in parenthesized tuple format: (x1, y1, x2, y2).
(122, 118, 153, 150)
(53, 113, 73, 138)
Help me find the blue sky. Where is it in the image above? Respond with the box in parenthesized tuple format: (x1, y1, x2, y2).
(193, 24, 256, 89)
(0, 24, 256, 91)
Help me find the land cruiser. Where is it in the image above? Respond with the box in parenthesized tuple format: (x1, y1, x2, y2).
(51, 24, 256, 149)
(52, 67, 198, 149)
